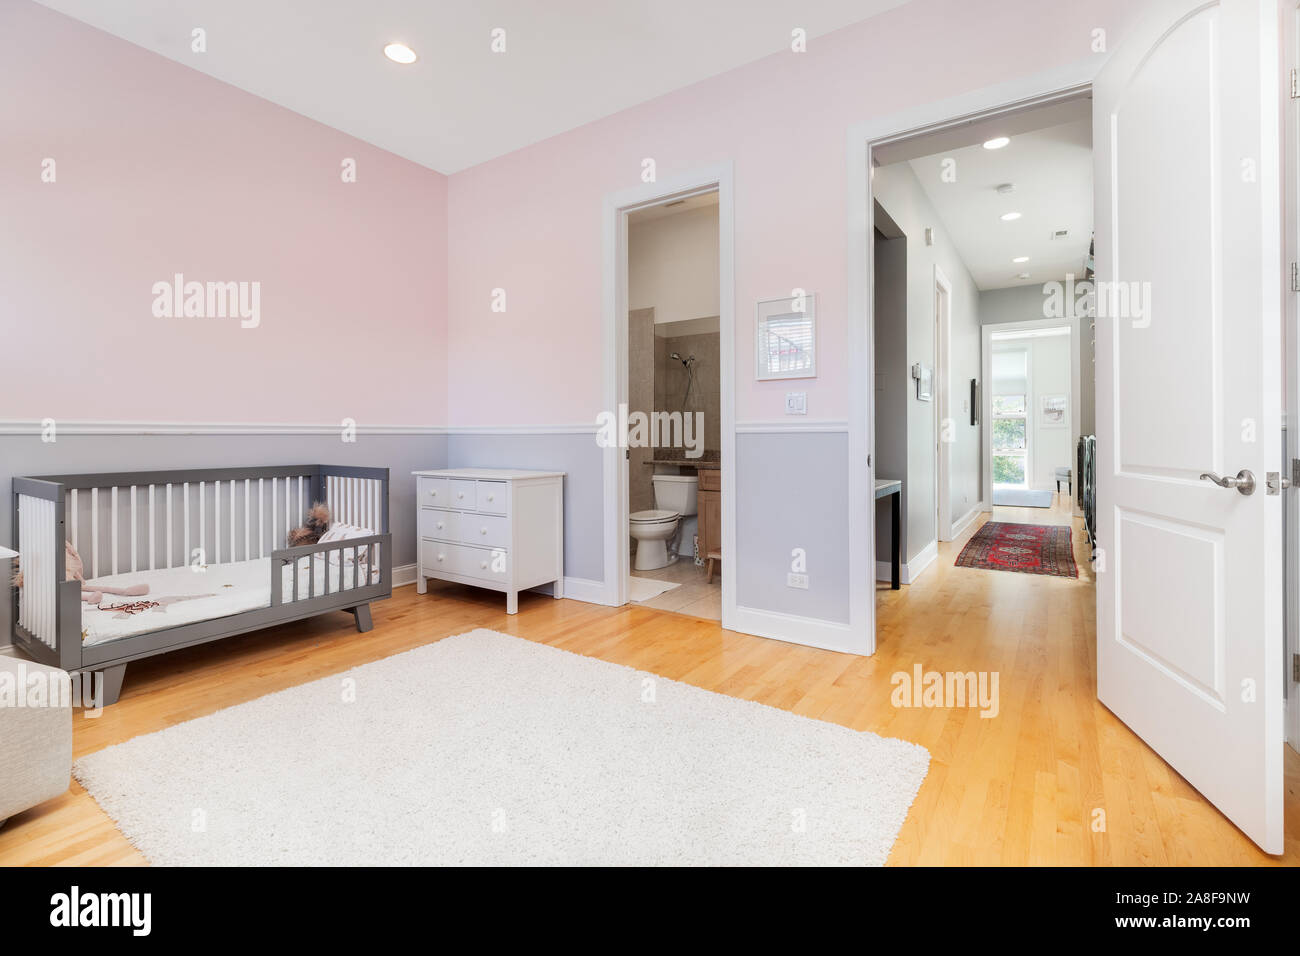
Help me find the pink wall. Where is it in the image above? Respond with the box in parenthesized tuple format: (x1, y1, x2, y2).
(446, 0, 1139, 426)
(0, 1, 448, 426)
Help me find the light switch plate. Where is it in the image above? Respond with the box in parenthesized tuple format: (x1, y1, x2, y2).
(785, 392, 807, 415)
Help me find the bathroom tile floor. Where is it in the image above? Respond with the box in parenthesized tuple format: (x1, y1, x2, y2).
(629, 556, 721, 621)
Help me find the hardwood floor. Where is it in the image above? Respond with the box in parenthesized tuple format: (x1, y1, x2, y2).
(2, 496, 1296, 865)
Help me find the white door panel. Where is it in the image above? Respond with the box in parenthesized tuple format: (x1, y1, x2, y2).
(1095, 0, 1283, 852)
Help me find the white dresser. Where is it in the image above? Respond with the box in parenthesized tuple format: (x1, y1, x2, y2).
(412, 468, 564, 614)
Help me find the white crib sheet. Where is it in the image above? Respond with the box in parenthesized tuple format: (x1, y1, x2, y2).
(79, 555, 379, 647)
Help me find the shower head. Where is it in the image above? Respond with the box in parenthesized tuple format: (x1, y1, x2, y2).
(670, 352, 695, 367)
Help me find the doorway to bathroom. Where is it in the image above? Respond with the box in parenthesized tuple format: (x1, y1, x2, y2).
(622, 189, 724, 620)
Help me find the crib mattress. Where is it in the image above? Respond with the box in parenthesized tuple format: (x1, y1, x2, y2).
(79, 556, 379, 647)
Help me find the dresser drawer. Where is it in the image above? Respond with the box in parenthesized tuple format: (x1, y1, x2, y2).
(449, 478, 477, 509)
(418, 476, 450, 508)
(457, 543, 509, 583)
(697, 468, 721, 492)
(420, 539, 458, 574)
(460, 513, 510, 549)
(420, 540, 510, 584)
(476, 480, 507, 514)
(419, 507, 460, 543)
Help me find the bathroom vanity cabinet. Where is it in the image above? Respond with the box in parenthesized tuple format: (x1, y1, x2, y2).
(696, 467, 722, 574)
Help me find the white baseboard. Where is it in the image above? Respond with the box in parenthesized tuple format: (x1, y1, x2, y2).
(875, 539, 939, 585)
(728, 605, 865, 656)
(527, 576, 611, 605)
(951, 505, 983, 539)
(405, 564, 611, 607)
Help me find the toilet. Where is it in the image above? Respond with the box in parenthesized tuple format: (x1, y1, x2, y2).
(630, 474, 698, 571)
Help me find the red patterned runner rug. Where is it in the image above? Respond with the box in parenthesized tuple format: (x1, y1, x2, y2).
(954, 521, 1078, 578)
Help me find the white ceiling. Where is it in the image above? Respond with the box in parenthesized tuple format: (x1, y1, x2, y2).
(35, 0, 909, 174)
(904, 116, 1093, 291)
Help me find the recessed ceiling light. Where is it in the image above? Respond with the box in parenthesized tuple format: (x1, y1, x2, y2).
(384, 43, 417, 64)
(1000, 212, 1022, 222)
(1012, 256, 1029, 263)
(983, 137, 1010, 150)
(1016, 272, 1030, 279)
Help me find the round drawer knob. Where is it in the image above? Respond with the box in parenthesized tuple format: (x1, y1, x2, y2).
(480, 527, 488, 535)
(457, 492, 465, 498)
(429, 490, 437, 496)
(437, 554, 445, 562)
(479, 560, 488, 569)
(436, 522, 444, 529)
(486, 495, 494, 502)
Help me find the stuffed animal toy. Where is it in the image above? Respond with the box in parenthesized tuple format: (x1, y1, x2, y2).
(12, 540, 151, 604)
(287, 502, 332, 547)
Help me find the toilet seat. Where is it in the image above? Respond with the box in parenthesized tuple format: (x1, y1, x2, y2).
(630, 509, 679, 523)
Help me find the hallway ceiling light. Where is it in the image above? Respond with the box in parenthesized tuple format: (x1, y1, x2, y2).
(1000, 212, 1022, 221)
(983, 137, 1011, 149)
(1016, 272, 1030, 279)
(1012, 256, 1029, 263)
(384, 43, 417, 64)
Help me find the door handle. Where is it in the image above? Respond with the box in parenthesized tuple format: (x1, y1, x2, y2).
(1199, 470, 1256, 495)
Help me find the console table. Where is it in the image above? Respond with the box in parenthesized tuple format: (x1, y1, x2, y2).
(875, 478, 902, 590)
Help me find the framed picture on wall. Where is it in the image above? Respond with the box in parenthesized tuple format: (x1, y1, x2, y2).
(1040, 394, 1067, 427)
(756, 294, 816, 380)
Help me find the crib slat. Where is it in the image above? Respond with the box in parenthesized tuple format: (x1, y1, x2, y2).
(271, 478, 277, 554)
(214, 480, 221, 565)
(199, 481, 206, 567)
(285, 476, 291, 542)
(244, 479, 251, 561)
(258, 478, 265, 559)
(148, 484, 156, 571)
(230, 480, 236, 566)
(129, 485, 137, 572)
(69, 488, 77, 552)
(91, 488, 98, 579)
(291, 556, 298, 603)
(183, 482, 190, 569)
(110, 486, 118, 576)
(166, 484, 173, 569)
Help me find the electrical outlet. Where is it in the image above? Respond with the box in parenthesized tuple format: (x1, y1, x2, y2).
(787, 572, 809, 589)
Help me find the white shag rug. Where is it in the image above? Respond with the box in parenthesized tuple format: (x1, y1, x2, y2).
(74, 629, 930, 866)
(627, 576, 681, 602)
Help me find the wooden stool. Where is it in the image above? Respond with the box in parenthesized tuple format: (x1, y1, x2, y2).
(706, 551, 722, 584)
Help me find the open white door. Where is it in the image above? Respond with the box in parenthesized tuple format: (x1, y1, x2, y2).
(1094, 0, 1284, 852)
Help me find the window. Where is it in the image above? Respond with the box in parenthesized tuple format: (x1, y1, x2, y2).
(992, 392, 1028, 486)
(990, 347, 1030, 487)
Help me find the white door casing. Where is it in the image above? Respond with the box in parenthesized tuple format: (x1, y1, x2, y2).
(1094, 0, 1284, 852)
(1287, 0, 1300, 754)
(934, 266, 953, 540)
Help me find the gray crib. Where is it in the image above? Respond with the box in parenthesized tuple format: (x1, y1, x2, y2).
(10, 464, 392, 705)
